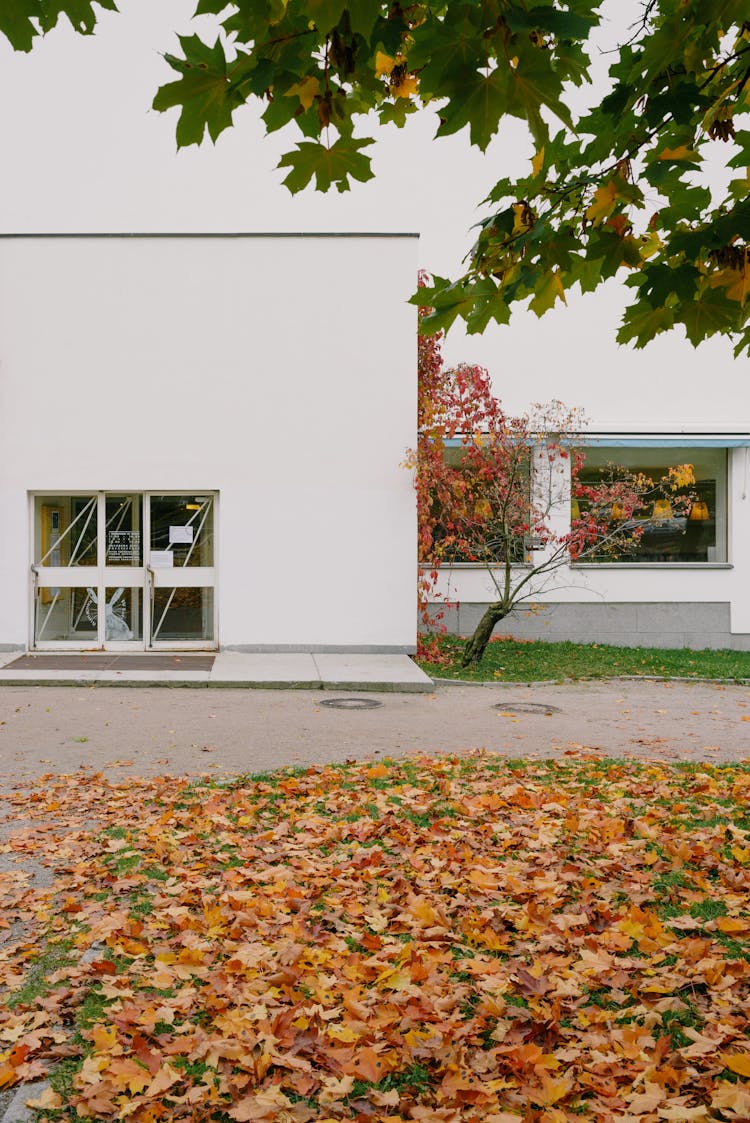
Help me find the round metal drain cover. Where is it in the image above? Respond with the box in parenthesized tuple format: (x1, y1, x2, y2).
(492, 701, 561, 715)
(321, 697, 383, 710)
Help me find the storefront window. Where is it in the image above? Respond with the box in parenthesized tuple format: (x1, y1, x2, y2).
(574, 446, 727, 563)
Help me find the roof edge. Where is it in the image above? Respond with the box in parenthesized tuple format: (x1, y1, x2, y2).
(0, 231, 420, 239)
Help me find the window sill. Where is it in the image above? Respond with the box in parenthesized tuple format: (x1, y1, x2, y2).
(572, 562, 733, 570)
(424, 562, 534, 571)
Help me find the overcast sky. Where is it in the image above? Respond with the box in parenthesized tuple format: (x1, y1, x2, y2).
(0, 0, 745, 425)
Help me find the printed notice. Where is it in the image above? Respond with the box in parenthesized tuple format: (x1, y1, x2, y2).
(150, 550, 174, 568)
(107, 530, 141, 563)
(169, 525, 194, 545)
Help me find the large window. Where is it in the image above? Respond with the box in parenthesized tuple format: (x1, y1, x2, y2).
(574, 446, 727, 563)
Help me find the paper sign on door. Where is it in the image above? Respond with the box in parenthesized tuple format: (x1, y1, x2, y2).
(169, 525, 194, 545)
(150, 550, 174, 568)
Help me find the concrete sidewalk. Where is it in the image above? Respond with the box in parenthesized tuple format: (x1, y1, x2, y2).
(0, 651, 433, 692)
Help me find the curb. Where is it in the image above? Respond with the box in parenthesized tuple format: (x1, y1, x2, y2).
(430, 675, 750, 688)
(0, 677, 434, 693)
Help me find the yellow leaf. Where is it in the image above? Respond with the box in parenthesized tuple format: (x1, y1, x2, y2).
(708, 264, 750, 305)
(469, 867, 497, 890)
(586, 180, 618, 224)
(712, 1081, 750, 1114)
(619, 919, 645, 940)
(731, 845, 750, 863)
(640, 230, 663, 260)
(145, 1063, 181, 1097)
(328, 1023, 359, 1043)
(392, 72, 419, 98)
(512, 202, 535, 235)
(658, 145, 698, 161)
(658, 1108, 709, 1121)
(531, 146, 545, 177)
(716, 915, 750, 933)
(91, 1024, 117, 1053)
(375, 51, 396, 77)
(536, 1070, 574, 1105)
(720, 1052, 750, 1078)
(285, 76, 320, 110)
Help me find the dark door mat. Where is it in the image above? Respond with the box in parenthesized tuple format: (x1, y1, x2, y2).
(4, 654, 216, 671)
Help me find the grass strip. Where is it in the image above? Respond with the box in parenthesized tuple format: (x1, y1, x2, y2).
(419, 635, 750, 682)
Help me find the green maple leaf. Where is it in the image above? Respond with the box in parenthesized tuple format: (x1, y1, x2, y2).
(437, 69, 512, 152)
(504, 6, 597, 41)
(416, 279, 478, 334)
(616, 304, 675, 348)
(0, 0, 117, 50)
(506, 42, 574, 141)
(408, 8, 486, 94)
(679, 291, 739, 347)
(0, 0, 39, 51)
(277, 137, 374, 192)
(344, 0, 381, 39)
(465, 279, 511, 334)
(39, 0, 117, 35)
(529, 269, 566, 316)
(733, 325, 750, 359)
(305, 0, 346, 32)
(153, 36, 244, 147)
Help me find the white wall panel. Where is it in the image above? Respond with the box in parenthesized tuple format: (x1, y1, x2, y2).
(0, 234, 417, 649)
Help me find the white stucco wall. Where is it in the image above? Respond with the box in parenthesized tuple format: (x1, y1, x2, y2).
(0, 234, 417, 650)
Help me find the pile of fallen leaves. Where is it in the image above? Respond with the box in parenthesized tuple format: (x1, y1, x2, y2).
(1, 754, 750, 1122)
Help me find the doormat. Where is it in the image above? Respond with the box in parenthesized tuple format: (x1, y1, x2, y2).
(4, 654, 216, 671)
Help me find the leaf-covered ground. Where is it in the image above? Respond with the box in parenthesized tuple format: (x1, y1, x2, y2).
(1, 755, 750, 1122)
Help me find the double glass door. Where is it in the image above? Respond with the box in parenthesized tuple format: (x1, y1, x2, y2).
(32, 493, 216, 650)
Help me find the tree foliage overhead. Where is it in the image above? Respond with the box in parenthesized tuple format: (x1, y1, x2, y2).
(6, 1, 750, 353)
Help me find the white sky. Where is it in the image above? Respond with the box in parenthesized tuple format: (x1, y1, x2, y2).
(0, 0, 746, 425)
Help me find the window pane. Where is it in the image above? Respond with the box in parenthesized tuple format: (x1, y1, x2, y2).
(439, 447, 530, 563)
(105, 495, 143, 566)
(151, 587, 214, 642)
(150, 496, 214, 566)
(104, 587, 142, 642)
(35, 496, 97, 567)
(574, 447, 727, 563)
(34, 586, 97, 643)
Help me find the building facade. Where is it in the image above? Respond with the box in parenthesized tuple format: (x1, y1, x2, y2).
(0, 233, 418, 653)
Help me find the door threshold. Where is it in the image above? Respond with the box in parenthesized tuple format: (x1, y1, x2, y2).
(6, 653, 216, 671)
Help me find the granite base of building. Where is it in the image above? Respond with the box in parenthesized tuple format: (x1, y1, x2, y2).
(429, 601, 750, 651)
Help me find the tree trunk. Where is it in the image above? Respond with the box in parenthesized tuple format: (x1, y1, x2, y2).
(461, 603, 508, 666)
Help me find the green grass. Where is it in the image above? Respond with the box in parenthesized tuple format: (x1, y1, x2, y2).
(417, 635, 750, 682)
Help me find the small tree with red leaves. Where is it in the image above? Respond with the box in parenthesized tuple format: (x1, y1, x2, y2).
(412, 296, 695, 666)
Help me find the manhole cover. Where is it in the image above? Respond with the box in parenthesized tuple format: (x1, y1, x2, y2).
(320, 697, 383, 710)
(492, 701, 561, 715)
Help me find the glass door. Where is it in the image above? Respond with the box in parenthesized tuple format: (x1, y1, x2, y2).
(31, 492, 217, 650)
(33, 494, 100, 648)
(147, 495, 216, 649)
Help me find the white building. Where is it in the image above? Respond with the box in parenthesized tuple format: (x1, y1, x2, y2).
(0, 233, 417, 652)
